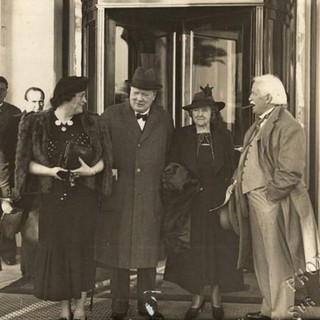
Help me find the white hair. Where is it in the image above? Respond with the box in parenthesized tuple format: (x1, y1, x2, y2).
(253, 74, 287, 105)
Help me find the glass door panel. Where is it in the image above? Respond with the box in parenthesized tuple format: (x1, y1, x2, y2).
(182, 32, 192, 126)
(183, 8, 253, 147)
(107, 9, 175, 111)
(114, 26, 129, 103)
(113, 27, 172, 110)
(191, 33, 238, 132)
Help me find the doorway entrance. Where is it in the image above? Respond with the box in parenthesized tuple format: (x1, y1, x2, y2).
(102, 6, 254, 146)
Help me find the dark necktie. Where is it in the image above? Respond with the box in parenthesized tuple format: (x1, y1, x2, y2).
(247, 116, 266, 145)
(136, 113, 148, 121)
(255, 117, 265, 132)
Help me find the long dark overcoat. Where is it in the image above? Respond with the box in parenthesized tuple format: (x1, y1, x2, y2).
(96, 101, 173, 269)
(164, 124, 243, 293)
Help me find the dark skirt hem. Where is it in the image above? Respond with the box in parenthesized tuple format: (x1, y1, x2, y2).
(164, 272, 244, 295)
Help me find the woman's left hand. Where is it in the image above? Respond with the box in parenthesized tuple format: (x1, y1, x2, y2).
(1, 200, 13, 214)
(71, 157, 96, 177)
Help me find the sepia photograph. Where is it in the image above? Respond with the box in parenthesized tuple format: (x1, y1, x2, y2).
(0, 0, 319, 319)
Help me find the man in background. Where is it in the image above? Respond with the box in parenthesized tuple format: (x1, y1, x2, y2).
(24, 87, 45, 112)
(0, 76, 21, 266)
(0, 86, 44, 276)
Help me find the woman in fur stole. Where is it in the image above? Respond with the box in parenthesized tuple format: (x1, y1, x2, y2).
(14, 76, 112, 320)
(164, 85, 243, 320)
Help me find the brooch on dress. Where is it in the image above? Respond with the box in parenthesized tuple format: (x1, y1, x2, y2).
(55, 119, 73, 132)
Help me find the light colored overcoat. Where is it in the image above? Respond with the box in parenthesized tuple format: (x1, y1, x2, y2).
(236, 106, 320, 271)
(96, 101, 173, 269)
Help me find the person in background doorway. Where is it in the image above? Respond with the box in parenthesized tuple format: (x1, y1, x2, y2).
(96, 67, 173, 320)
(0, 76, 21, 266)
(24, 87, 45, 112)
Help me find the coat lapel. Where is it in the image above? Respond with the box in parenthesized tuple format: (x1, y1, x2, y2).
(242, 120, 259, 150)
(212, 128, 225, 174)
(184, 126, 199, 175)
(139, 103, 159, 144)
(122, 102, 142, 141)
(258, 106, 282, 154)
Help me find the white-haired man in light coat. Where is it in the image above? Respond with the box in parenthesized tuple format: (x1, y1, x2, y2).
(234, 74, 320, 319)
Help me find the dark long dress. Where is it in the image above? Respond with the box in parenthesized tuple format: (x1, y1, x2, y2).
(164, 128, 243, 294)
(34, 114, 99, 301)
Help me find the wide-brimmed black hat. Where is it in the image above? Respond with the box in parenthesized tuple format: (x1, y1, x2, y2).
(126, 67, 162, 90)
(182, 84, 225, 111)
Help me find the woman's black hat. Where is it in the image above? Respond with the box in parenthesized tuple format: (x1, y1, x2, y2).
(53, 76, 88, 99)
(126, 67, 162, 90)
(183, 84, 225, 111)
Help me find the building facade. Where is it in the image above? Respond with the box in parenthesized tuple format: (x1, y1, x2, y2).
(0, 0, 319, 223)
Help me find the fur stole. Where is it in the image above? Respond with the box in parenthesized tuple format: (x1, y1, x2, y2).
(14, 109, 112, 200)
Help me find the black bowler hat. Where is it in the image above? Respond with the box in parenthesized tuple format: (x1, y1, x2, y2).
(182, 84, 225, 111)
(126, 67, 162, 90)
(53, 76, 88, 99)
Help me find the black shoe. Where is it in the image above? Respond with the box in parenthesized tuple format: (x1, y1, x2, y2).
(184, 300, 205, 320)
(245, 312, 271, 320)
(139, 309, 165, 319)
(3, 256, 16, 265)
(110, 313, 127, 320)
(138, 294, 165, 320)
(212, 306, 224, 320)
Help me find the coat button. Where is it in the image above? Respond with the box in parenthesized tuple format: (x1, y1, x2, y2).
(137, 168, 141, 173)
(137, 143, 141, 147)
(200, 187, 204, 191)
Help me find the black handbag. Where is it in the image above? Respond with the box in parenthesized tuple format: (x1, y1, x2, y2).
(0, 207, 23, 239)
(57, 141, 93, 186)
(59, 140, 92, 170)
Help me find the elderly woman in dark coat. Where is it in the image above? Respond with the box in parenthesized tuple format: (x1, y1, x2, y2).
(164, 85, 243, 320)
(14, 76, 112, 320)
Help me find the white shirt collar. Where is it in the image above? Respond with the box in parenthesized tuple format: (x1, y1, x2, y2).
(259, 107, 275, 120)
(135, 108, 150, 116)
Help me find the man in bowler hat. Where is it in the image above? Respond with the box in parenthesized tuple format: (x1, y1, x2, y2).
(97, 67, 173, 319)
